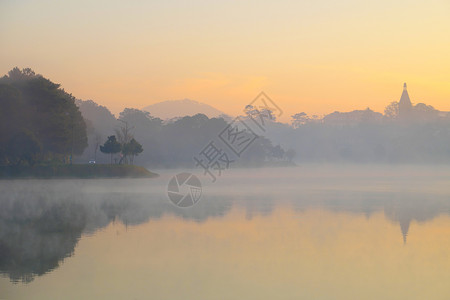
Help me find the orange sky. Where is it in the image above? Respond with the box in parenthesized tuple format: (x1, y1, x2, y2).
(1, 0, 450, 122)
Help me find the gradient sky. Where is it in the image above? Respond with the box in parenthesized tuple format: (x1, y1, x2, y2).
(1, 0, 450, 122)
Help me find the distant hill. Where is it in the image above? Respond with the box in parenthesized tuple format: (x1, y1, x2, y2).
(143, 99, 225, 119)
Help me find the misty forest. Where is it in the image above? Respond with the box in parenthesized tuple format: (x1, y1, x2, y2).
(1, 68, 449, 169)
(3, 0, 450, 298)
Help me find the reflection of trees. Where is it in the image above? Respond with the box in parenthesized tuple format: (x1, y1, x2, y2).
(238, 195, 275, 220)
(290, 191, 450, 244)
(0, 220, 82, 283)
(0, 182, 233, 283)
(0, 199, 87, 283)
(1, 180, 449, 283)
(383, 196, 449, 244)
(169, 195, 233, 222)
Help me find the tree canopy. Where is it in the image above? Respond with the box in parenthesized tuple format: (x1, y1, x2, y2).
(0, 67, 87, 166)
(100, 135, 122, 164)
(122, 138, 143, 164)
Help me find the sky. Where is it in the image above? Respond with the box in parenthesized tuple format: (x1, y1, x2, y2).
(1, 0, 450, 122)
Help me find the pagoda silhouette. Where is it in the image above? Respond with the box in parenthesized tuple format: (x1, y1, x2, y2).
(398, 82, 413, 119)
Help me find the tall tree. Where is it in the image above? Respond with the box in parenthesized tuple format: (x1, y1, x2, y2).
(100, 135, 121, 164)
(291, 112, 309, 128)
(0, 68, 87, 165)
(384, 101, 399, 120)
(75, 99, 118, 164)
(6, 131, 42, 166)
(122, 138, 143, 164)
(0, 83, 24, 164)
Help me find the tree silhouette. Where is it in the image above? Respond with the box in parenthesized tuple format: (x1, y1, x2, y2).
(384, 101, 399, 120)
(285, 148, 296, 162)
(7, 131, 42, 166)
(100, 135, 121, 164)
(122, 138, 143, 164)
(0, 67, 87, 165)
(291, 112, 309, 128)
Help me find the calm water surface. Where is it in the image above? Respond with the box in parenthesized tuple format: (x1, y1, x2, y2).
(1, 165, 449, 300)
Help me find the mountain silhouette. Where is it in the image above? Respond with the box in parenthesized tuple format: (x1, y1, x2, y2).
(142, 99, 225, 120)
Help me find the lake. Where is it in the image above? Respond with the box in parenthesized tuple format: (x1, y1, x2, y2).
(1, 165, 449, 300)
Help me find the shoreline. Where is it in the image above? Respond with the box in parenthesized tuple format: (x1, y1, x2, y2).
(0, 164, 159, 179)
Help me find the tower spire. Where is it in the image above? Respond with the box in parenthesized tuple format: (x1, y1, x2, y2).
(399, 82, 412, 118)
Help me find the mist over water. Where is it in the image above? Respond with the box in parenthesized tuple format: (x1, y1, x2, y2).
(2, 0, 450, 298)
(1, 165, 449, 299)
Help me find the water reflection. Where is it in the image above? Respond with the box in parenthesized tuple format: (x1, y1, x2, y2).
(0, 180, 234, 283)
(289, 191, 450, 244)
(0, 171, 449, 284)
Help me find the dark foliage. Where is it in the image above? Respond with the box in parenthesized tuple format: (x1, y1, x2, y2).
(0, 68, 87, 165)
(99, 135, 122, 164)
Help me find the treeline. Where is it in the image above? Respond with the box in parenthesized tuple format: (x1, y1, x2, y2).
(0, 68, 287, 168)
(76, 102, 291, 167)
(263, 109, 450, 163)
(4, 67, 449, 166)
(0, 68, 87, 166)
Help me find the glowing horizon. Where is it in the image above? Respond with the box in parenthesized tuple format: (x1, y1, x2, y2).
(1, 0, 449, 122)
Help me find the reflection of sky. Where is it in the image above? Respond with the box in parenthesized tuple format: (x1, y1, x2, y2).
(1, 166, 450, 299)
(2, 209, 450, 300)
